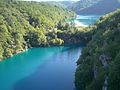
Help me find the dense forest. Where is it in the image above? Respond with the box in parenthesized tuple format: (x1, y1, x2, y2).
(77, 0, 120, 14)
(68, 0, 101, 13)
(0, 0, 75, 60)
(50, 0, 101, 11)
(51, 0, 120, 15)
(60, 0, 120, 15)
(0, 0, 91, 61)
(0, 0, 120, 90)
(75, 9, 120, 90)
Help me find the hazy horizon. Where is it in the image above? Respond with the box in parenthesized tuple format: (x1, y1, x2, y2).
(23, 0, 79, 1)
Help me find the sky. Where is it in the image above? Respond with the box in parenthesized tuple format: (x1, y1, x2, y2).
(23, 0, 79, 1)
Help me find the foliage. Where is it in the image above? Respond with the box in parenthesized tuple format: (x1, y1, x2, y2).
(75, 9, 120, 90)
(0, 0, 74, 60)
(69, 0, 120, 14)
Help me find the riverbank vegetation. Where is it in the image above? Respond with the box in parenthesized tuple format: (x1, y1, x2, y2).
(1, 1, 120, 90)
(0, 0, 75, 60)
(75, 9, 120, 90)
(0, 0, 92, 60)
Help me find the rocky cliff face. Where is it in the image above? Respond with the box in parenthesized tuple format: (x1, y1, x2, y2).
(75, 9, 120, 90)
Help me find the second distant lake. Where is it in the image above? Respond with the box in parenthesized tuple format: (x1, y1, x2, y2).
(73, 15, 101, 27)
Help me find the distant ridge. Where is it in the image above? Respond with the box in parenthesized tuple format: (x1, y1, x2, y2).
(77, 0, 120, 14)
(70, 0, 101, 10)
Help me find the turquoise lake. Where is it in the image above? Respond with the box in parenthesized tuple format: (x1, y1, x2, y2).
(0, 46, 83, 90)
(0, 15, 101, 90)
(74, 15, 101, 26)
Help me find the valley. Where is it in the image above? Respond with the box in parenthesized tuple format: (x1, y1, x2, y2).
(0, 0, 120, 90)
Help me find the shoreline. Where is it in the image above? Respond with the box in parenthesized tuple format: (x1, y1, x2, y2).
(0, 44, 85, 61)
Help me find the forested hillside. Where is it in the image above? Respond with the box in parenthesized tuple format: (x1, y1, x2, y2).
(0, 0, 94, 61)
(53, 0, 101, 12)
(54, 0, 120, 15)
(0, 0, 75, 60)
(69, 0, 120, 14)
(48, 1, 74, 8)
(75, 9, 120, 90)
(69, 0, 101, 13)
(0, 0, 120, 90)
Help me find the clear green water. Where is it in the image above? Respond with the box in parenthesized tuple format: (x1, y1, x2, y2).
(76, 15, 101, 25)
(69, 15, 101, 26)
(0, 46, 83, 90)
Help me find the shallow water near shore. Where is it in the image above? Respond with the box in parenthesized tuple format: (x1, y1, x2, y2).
(0, 46, 83, 90)
(74, 15, 101, 27)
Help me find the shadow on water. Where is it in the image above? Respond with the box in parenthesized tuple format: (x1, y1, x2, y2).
(61, 45, 85, 53)
(13, 46, 83, 90)
(0, 47, 60, 90)
(0, 46, 83, 90)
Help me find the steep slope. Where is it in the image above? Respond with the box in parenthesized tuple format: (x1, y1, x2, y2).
(70, 0, 101, 13)
(75, 9, 120, 90)
(49, 0, 101, 12)
(0, 0, 74, 60)
(77, 0, 120, 14)
(48, 1, 76, 9)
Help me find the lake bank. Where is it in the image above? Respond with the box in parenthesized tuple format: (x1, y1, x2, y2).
(69, 15, 101, 27)
(0, 46, 84, 90)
